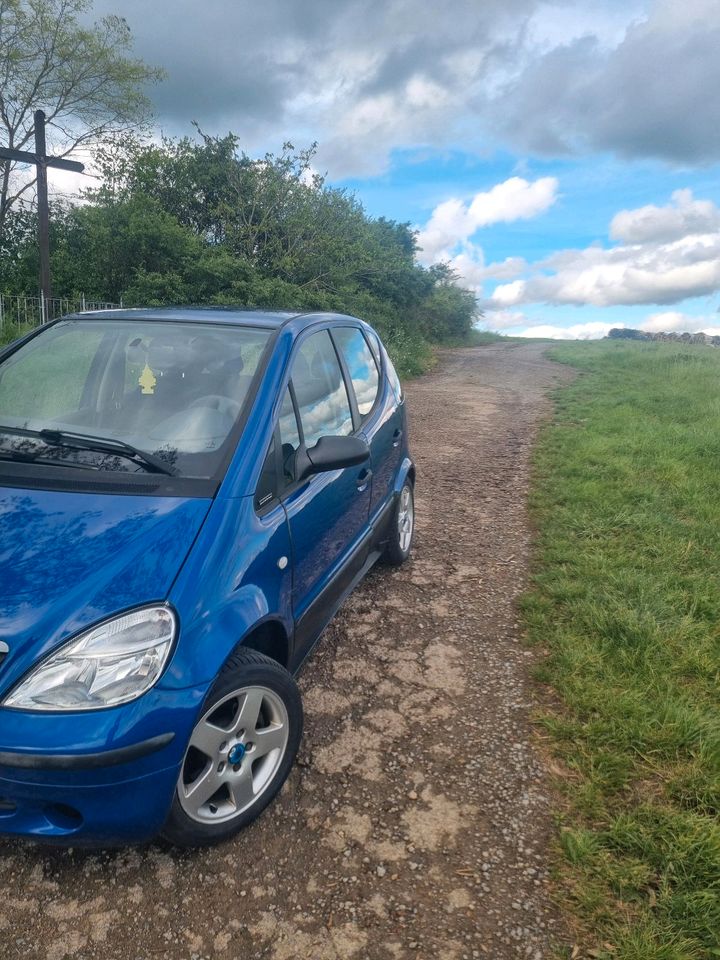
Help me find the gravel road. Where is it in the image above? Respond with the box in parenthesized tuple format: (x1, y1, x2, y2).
(0, 342, 573, 960)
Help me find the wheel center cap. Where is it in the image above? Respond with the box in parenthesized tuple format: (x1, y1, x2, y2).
(228, 743, 246, 764)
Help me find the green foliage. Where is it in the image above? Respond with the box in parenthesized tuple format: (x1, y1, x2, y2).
(524, 340, 720, 958)
(2, 132, 478, 376)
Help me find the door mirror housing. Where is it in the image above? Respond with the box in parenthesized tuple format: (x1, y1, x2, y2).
(296, 435, 369, 481)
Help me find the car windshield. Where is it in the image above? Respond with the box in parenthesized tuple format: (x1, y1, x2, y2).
(0, 318, 271, 479)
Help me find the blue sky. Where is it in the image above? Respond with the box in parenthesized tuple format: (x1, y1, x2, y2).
(338, 148, 720, 337)
(80, 0, 720, 338)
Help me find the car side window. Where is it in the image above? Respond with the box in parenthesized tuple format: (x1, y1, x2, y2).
(333, 327, 380, 417)
(291, 330, 353, 447)
(278, 386, 301, 487)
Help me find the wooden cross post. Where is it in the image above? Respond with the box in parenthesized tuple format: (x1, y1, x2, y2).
(0, 110, 85, 316)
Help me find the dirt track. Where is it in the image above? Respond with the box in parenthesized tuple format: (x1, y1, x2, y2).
(0, 342, 573, 960)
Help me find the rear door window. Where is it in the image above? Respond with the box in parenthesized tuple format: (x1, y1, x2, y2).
(333, 327, 380, 417)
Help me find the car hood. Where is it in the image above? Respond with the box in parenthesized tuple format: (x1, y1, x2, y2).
(0, 487, 212, 693)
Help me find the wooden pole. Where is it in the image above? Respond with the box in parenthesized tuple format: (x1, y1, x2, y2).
(34, 110, 51, 309)
(1, 116, 83, 309)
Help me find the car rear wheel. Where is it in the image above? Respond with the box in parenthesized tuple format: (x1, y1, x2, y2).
(163, 648, 302, 847)
(385, 480, 415, 566)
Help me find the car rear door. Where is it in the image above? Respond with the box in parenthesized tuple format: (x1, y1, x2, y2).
(332, 326, 404, 526)
(279, 328, 372, 665)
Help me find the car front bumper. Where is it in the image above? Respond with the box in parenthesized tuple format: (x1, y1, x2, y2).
(0, 684, 207, 845)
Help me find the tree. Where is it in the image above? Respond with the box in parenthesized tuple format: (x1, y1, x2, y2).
(0, 0, 162, 236)
(1, 126, 480, 372)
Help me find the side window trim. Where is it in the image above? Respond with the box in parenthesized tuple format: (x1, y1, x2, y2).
(254, 434, 277, 514)
(287, 378, 305, 447)
(271, 424, 284, 504)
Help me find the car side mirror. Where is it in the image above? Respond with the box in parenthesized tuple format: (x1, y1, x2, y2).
(296, 435, 369, 481)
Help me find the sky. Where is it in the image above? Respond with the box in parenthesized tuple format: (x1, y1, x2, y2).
(69, 0, 720, 339)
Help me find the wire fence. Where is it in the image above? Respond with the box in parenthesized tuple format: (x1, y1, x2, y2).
(0, 293, 121, 342)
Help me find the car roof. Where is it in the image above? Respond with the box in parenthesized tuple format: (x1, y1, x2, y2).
(60, 307, 366, 331)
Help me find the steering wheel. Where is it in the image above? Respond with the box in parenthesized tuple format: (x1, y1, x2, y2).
(188, 395, 242, 420)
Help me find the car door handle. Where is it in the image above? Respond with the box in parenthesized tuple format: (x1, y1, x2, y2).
(392, 428, 403, 447)
(356, 467, 372, 490)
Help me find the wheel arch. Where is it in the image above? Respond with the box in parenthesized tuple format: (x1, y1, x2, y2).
(235, 618, 291, 670)
(394, 455, 416, 495)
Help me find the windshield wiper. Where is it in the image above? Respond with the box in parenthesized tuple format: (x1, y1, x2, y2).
(0, 425, 176, 476)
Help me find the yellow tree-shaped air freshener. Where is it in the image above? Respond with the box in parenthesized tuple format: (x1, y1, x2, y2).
(138, 363, 157, 395)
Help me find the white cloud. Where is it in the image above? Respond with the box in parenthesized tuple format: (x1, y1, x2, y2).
(482, 310, 528, 330)
(515, 322, 620, 340)
(416, 176, 558, 264)
(610, 189, 720, 243)
(483, 190, 720, 309)
(480, 256, 528, 281)
(490, 279, 528, 306)
(446, 245, 487, 287)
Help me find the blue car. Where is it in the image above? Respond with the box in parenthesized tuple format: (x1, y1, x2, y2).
(0, 309, 415, 846)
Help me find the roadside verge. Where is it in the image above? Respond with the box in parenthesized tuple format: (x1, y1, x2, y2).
(523, 340, 720, 960)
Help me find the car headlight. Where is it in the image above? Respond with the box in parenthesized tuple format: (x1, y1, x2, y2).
(3, 606, 177, 711)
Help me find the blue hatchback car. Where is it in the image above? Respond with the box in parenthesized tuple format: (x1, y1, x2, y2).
(0, 309, 415, 846)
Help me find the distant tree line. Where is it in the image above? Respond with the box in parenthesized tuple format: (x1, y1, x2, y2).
(608, 328, 720, 346)
(0, 131, 478, 373)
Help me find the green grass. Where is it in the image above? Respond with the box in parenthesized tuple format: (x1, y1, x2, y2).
(384, 329, 436, 379)
(466, 329, 510, 345)
(522, 340, 720, 959)
(447, 329, 530, 346)
(0, 321, 34, 346)
(384, 328, 499, 379)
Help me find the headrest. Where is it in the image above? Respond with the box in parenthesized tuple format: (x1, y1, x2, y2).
(311, 353, 341, 389)
(219, 355, 245, 376)
(146, 337, 194, 372)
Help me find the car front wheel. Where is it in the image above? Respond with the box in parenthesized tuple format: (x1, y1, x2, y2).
(163, 648, 302, 847)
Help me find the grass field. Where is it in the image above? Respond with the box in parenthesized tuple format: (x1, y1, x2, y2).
(523, 340, 720, 959)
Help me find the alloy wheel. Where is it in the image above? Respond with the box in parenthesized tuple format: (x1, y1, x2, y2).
(398, 484, 414, 553)
(178, 685, 289, 824)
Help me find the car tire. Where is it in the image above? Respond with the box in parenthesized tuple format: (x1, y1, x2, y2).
(385, 480, 415, 566)
(162, 648, 303, 848)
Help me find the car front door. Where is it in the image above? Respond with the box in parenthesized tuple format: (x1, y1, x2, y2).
(279, 329, 372, 665)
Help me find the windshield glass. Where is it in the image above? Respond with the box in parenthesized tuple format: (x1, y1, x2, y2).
(0, 319, 271, 479)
